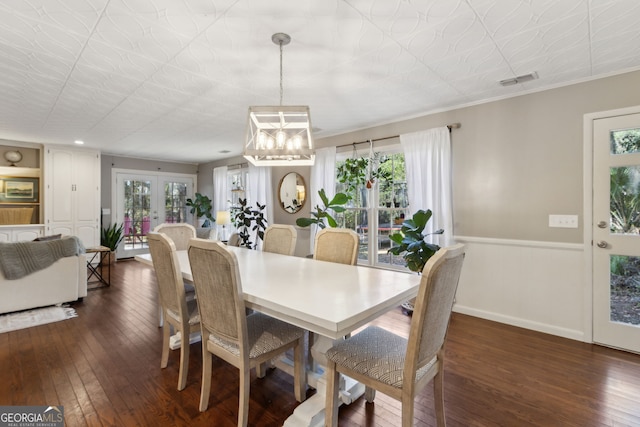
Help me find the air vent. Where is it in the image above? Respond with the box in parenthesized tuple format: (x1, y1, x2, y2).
(219, 150, 231, 154)
(499, 72, 539, 86)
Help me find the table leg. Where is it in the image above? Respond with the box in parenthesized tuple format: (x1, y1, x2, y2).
(280, 335, 365, 427)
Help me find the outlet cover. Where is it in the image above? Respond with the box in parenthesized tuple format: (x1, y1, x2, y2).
(549, 214, 578, 228)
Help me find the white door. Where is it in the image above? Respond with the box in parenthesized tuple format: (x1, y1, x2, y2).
(115, 172, 194, 258)
(593, 112, 640, 353)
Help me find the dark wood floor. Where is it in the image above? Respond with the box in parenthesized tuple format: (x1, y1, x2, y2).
(1, 258, 640, 426)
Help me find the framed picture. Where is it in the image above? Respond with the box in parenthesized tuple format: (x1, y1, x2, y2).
(0, 176, 39, 203)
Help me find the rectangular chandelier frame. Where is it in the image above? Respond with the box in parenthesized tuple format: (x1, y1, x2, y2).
(243, 105, 315, 166)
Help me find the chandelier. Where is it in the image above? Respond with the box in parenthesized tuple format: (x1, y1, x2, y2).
(243, 33, 315, 166)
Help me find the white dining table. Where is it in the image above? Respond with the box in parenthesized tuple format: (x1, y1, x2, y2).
(136, 245, 420, 426)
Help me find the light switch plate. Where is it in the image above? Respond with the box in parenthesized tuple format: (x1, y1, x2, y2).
(549, 214, 578, 228)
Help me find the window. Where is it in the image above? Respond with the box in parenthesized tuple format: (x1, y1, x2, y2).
(334, 147, 409, 270)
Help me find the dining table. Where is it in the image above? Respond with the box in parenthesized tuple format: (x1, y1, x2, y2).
(136, 244, 420, 427)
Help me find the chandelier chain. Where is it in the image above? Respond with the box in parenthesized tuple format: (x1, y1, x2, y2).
(279, 40, 284, 106)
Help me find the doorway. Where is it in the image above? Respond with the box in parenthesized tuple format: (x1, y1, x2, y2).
(113, 170, 195, 259)
(592, 111, 640, 354)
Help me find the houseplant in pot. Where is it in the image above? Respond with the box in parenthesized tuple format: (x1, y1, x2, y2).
(101, 222, 124, 264)
(186, 192, 215, 227)
(388, 209, 443, 314)
(231, 198, 267, 249)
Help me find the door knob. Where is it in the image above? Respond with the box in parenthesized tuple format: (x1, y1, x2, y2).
(597, 221, 607, 229)
(597, 241, 608, 248)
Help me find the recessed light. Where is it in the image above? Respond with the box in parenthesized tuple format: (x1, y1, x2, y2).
(74, 140, 84, 145)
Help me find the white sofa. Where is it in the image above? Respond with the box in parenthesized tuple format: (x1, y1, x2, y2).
(0, 253, 87, 314)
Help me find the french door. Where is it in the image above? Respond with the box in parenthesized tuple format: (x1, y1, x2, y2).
(593, 112, 640, 353)
(114, 171, 194, 259)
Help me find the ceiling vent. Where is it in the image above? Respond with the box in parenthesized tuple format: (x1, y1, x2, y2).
(499, 72, 539, 86)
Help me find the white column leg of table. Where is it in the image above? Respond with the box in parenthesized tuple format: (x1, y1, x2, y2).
(275, 334, 364, 427)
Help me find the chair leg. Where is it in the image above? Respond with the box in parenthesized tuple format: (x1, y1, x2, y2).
(177, 326, 190, 391)
(434, 370, 446, 427)
(158, 304, 164, 327)
(293, 339, 306, 402)
(364, 386, 376, 402)
(256, 362, 267, 378)
(401, 396, 415, 427)
(238, 367, 250, 427)
(324, 361, 340, 427)
(199, 348, 212, 412)
(160, 323, 170, 369)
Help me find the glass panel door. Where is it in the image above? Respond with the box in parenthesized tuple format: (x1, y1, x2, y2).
(118, 174, 156, 258)
(115, 173, 194, 259)
(593, 113, 640, 353)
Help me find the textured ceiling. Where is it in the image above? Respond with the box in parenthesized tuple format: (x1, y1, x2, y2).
(1, 0, 639, 163)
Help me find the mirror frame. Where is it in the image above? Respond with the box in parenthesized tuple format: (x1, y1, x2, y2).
(278, 172, 307, 214)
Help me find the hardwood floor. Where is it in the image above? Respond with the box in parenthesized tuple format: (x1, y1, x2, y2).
(1, 258, 640, 426)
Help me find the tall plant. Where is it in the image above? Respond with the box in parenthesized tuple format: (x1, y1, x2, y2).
(186, 193, 215, 227)
(232, 198, 267, 249)
(388, 209, 444, 273)
(296, 189, 348, 229)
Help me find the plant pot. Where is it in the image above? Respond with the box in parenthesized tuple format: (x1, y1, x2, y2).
(108, 251, 117, 264)
(385, 202, 392, 208)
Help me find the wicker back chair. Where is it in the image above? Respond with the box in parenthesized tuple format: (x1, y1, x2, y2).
(147, 232, 201, 391)
(262, 224, 297, 256)
(187, 239, 307, 426)
(324, 244, 466, 427)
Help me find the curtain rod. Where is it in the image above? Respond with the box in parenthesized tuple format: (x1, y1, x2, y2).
(227, 162, 247, 170)
(337, 122, 461, 149)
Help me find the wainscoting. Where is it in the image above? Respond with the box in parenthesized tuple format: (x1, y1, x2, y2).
(454, 236, 586, 342)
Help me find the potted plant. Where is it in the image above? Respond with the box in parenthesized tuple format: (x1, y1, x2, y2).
(366, 153, 392, 189)
(337, 157, 368, 199)
(388, 209, 444, 314)
(232, 198, 267, 249)
(101, 222, 124, 263)
(186, 193, 215, 227)
(296, 189, 349, 229)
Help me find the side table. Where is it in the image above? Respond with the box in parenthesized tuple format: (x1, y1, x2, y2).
(86, 246, 111, 289)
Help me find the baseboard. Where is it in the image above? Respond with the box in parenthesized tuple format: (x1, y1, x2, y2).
(453, 304, 586, 342)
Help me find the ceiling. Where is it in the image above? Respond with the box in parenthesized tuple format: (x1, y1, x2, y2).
(1, 0, 639, 164)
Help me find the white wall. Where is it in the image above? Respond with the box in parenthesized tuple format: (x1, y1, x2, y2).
(454, 237, 585, 341)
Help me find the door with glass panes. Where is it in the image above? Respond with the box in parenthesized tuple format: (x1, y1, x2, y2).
(114, 172, 194, 258)
(593, 112, 640, 353)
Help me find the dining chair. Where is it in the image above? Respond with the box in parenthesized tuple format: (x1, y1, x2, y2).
(262, 224, 297, 256)
(313, 228, 359, 265)
(154, 223, 197, 250)
(227, 232, 241, 247)
(152, 223, 197, 327)
(147, 232, 201, 391)
(187, 238, 307, 426)
(324, 243, 466, 427)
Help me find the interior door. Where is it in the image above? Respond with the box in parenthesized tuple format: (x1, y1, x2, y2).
(593, 113, 640, 353)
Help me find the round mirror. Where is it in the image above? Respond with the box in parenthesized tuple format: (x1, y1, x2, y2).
(278, 172, 306, 214)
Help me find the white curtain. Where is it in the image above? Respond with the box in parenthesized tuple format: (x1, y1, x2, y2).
(248, 164, 273, 249)
(400, 127, 454, 246)
(212, 166, 228, 239)
(309, 146, 337, 253)
(213, 166, 228, 215)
